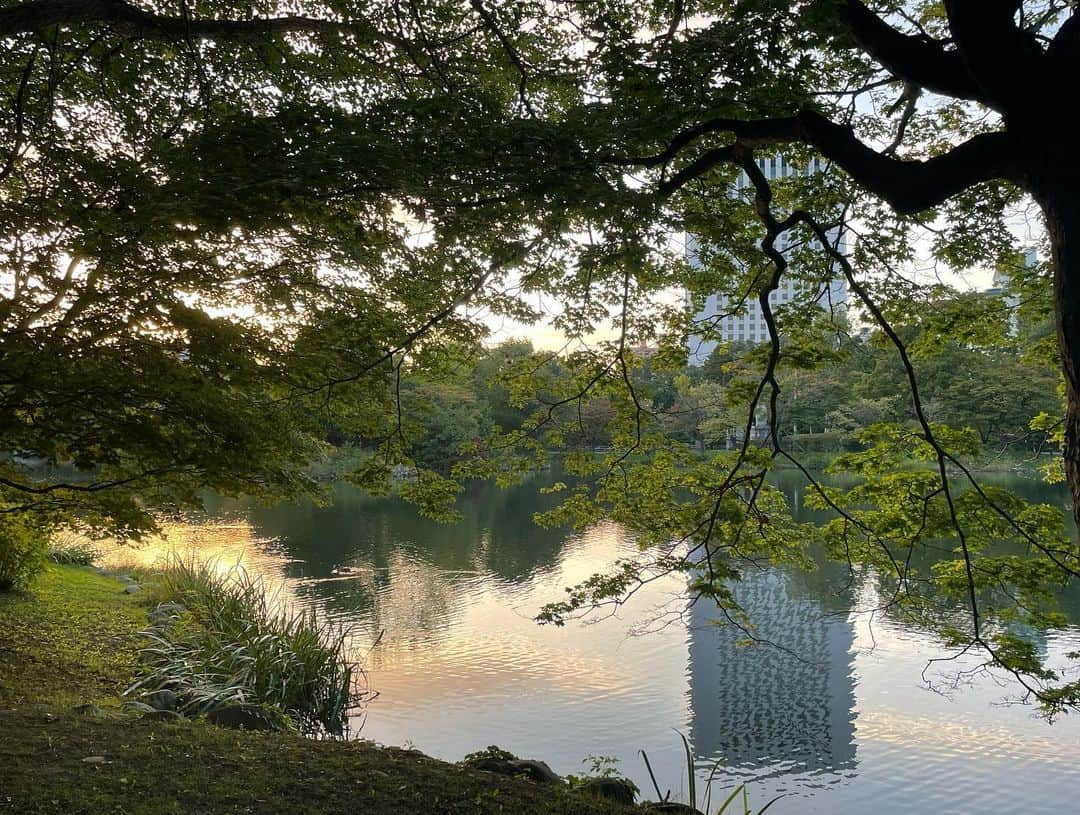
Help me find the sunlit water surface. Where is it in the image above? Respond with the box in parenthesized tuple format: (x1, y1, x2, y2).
(101, 470, 1080, 814)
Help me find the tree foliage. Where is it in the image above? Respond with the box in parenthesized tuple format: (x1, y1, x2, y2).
(3, 0, 1080, 713)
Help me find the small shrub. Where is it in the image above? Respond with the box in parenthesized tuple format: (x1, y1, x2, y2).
(462, 745, 518, 766)
(566, 755, 639, 797)
(127, 556, 370, 736)
(0, 517, 49, 591)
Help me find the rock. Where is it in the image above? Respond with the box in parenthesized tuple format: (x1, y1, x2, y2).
(206, 704, 283, 732)
(123, 701, 156, 714)
(578, 777, 638, 806)
(81, 756, 107, 764)
(144, 689, 179, 712)
(142, 709, 184, 722)
(510, 759, 562, 785)
(147, 602, 184, 627)
(643, 803, 705, 815)
(123, 584, 140, 594)
(73, 703, 106, 718)
(471, 757, 562, 785)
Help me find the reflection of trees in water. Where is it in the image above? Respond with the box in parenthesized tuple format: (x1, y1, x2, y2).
(207, 473, 571, 584)
(289, 553, 470, 660)
(688, 570, 857, 781)
(199, 470, 577, 647)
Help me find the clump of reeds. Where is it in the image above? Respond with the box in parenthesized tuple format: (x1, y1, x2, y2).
(640, 731, 784, 814)
(46, 539, 99, 566)
(128, 556, 369, 736)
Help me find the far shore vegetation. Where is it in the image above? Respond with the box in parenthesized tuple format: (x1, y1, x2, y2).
(313, 327, 1060, 485)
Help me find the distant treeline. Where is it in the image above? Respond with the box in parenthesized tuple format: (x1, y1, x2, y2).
(326, 323, 1060, 475)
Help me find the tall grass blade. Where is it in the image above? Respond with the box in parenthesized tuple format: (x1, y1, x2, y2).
(639, 748, 667, 802)
(675, 729, 696, 809)
(755, 794, 786, 814)
(715, 783, 746, 815)
(127, 555, 370, 736)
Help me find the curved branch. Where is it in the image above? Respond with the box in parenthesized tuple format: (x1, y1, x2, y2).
(655, 110, 1020, 214)
(468, 0, 535, 117)
(835, 0, 984, 102)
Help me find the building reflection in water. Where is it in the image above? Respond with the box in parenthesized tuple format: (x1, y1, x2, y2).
(688, 569, 857, 785)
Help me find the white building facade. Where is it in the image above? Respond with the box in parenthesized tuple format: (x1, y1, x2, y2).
(687, 156, 848, 366)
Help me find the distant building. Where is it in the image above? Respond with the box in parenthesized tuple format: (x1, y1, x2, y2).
(687, 156, 848, 366)
(983, 247, 1035, 338)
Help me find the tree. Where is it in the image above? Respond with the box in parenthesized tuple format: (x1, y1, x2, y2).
(2, 1, 1079, 712)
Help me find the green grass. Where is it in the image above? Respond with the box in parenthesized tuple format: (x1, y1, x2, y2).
(0, 707, 645, 815)
(0, 566, 645, 815)
(0, 564, 144, 709)
(640, 732, 783, 815)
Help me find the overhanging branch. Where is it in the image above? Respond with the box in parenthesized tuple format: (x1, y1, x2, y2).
(653, 110, 1019, 214)
(943, 0, 1044, 112)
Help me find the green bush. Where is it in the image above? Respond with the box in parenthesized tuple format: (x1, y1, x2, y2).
(462, 745, 518, 766)
(128, 557, 370, 736)
(783, 431, 859, 453)
(0, 517, 49, 591)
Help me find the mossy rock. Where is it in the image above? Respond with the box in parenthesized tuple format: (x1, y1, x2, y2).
(206, 704, 287, 732)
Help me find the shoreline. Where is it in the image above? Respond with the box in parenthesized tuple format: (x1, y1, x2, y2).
(0, 565, 649, 815)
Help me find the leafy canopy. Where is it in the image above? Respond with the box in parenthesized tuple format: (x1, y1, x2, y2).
(2, 0, 1079, 714)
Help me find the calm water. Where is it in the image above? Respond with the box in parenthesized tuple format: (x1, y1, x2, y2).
(104, 468, 1080, 813)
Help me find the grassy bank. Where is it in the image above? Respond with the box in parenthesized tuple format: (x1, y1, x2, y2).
(0, 565, 641, 815)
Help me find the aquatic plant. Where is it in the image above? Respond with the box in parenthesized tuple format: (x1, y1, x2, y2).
(640, 731, 783, 815)
(45, 538, 99, 566)
(127, 556, 369, 736)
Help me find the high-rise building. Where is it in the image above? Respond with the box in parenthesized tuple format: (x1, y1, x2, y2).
(687, 156, 848, 366)
(984, 247, 1035, 338)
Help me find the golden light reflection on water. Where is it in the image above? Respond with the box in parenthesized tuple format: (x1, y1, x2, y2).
(855, 709, 1067, 763)
(91, 514, 681, 715)
(95, 518, 297, 602)
(328, 520, 680, 705)
(98, 519, 259, 569)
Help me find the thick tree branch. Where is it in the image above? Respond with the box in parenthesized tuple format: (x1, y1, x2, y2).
(943, 0, 1044, 112)
(835, 0, 984, 102)
(655, 110, 1019, 214)
(0, 0, 394, 44)
(797, 111, 1019, 212)
(1047, 9, 1080, 74)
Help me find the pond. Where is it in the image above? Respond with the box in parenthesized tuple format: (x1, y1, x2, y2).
(103, 467, 1080, 814)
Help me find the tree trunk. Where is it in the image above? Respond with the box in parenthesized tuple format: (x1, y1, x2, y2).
(1042, 190, 1080, 536)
